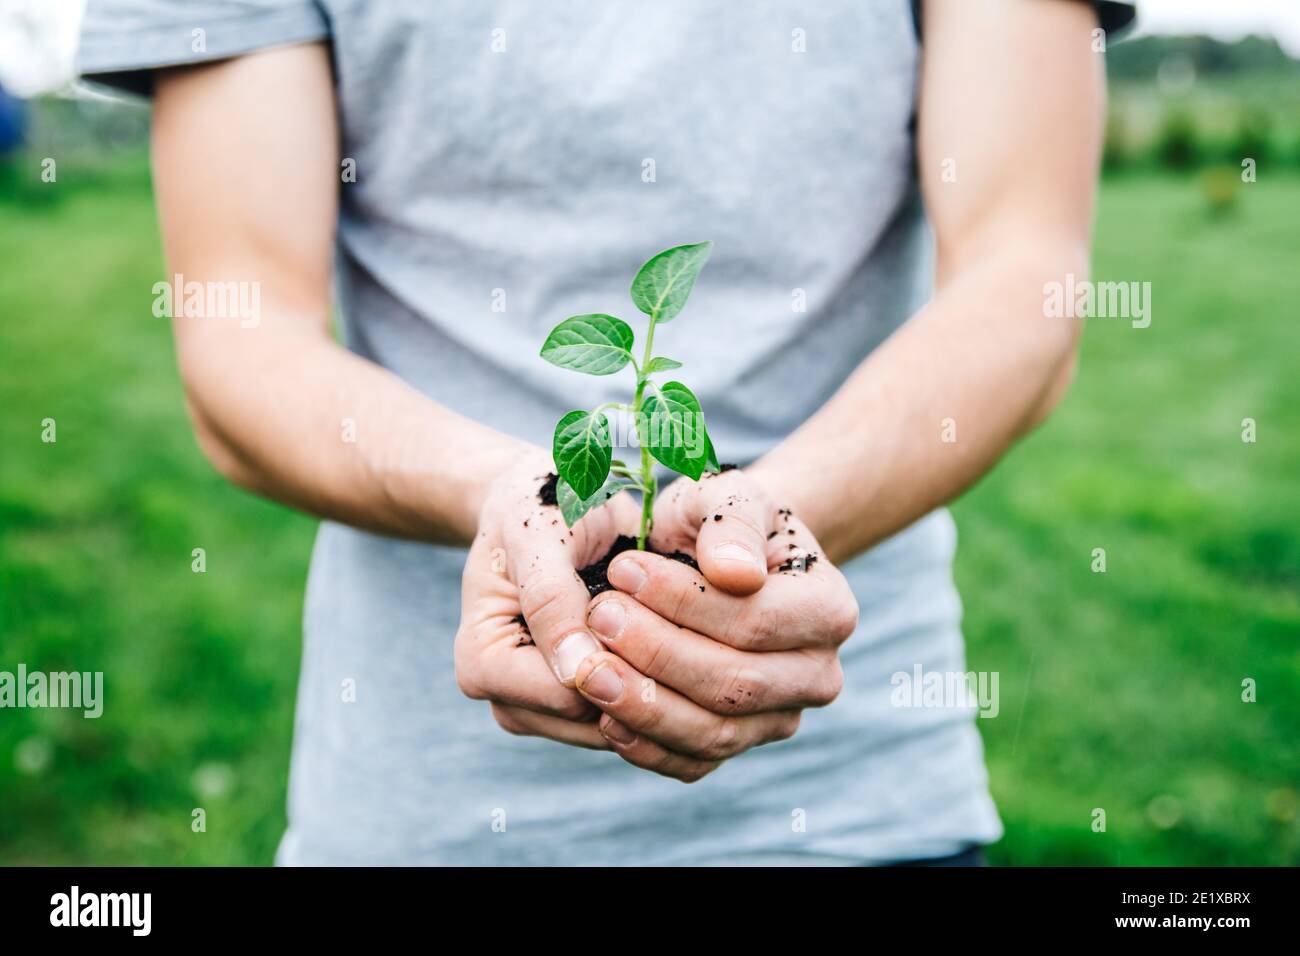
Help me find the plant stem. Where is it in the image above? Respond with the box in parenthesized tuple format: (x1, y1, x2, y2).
(634, 315, 659, 550)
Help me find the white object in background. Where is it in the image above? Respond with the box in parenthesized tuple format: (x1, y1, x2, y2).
(0, 0, 87, 97)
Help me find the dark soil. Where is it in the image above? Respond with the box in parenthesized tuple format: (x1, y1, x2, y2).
(510, 613, 534, 646)
(504, 616, 530, 647)
(537, 473, 559, 506)
(536, 473, 704, 595)
(578, 534, 701, 597)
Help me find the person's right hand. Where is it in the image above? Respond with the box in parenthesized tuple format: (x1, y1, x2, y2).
(454, 453, 641, 749)
(567, 468, 858, 782)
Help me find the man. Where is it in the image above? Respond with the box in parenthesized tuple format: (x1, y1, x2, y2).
(78, 0, 1133, 865)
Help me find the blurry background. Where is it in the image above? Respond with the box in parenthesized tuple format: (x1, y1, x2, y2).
(1, 2, 1297, 865)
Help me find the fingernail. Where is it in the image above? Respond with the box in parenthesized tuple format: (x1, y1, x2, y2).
(579, 663, 624, 704)
(712, 542, 763, 570)
(607, 556, 646, 594)
(553, 631, 600, 684)
(601, 717, 637, 746)
(588, 600, 627, 641)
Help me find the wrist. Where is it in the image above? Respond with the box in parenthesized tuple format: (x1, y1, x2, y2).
(743, 456, 799, 517)
(467, 443, 551, 533)
(745, 454, 845, 564)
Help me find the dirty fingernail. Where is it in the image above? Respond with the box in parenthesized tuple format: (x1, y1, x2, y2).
(607, 556, 646, 594)
(601, 717, 637, 746)
(553, 631, 600, 684)
(589, 600, 627, 641)
(711, 542, 762, 570)
(580, 663, 625, 704)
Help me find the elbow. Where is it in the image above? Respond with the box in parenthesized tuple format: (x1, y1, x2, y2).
(1033, 269, 1084, 425)
(936, 210, 1092, 433)
(1027, 342, 1079, 429)
(175, 339, 267, 490)
(1031, 243, 1087, 426)
(951, 236, 1087, 431)
(183, 391, 259, 490)
(1009, 236, 1089, 360)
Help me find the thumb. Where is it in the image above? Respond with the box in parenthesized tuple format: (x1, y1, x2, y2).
(509, 537, 602, 688)
(688, 472, 772, 596)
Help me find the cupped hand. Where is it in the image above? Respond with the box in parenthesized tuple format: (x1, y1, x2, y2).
(570, 468, 861, 781)
(453, 453, 641, 749)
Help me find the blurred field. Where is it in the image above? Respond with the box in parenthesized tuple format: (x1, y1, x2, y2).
(956, 171, 1300, 865)
(1, 156, 1297, 865)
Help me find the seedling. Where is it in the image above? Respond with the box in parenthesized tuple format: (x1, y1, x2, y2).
(540, 241, 720, 549)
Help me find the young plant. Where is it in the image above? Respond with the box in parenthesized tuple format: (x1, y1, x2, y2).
(540, 241, 720, 550)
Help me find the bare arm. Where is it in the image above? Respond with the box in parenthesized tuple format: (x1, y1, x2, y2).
(749, 0, 1104, 562)
(152, 43, 531, 545)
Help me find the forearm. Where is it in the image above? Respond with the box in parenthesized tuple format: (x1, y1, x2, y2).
(749, 240, 1084, 564)
(181, 324, 536, 546)
(150, 49, 538, 546)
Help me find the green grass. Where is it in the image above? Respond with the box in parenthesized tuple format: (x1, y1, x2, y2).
(1, 159, 1297, 865)
(0, 157, 313, 864)
(954, 173, 1300, 866)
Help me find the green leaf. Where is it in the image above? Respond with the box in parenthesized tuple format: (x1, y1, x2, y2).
(552, 410, 612, 499)
(630, 241, 712, 323)
(703, 432, 721, 473)
(641, 381, 712, 480)
(539, 314, 635, 375)
(643, 356, 683, 375)
(557, 475, 624, 527)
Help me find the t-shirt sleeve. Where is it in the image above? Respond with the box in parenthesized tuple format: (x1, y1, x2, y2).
(1092, 0, 1138, 35)
(76, 0, 330, 96)
(909, 1, 1137, 41)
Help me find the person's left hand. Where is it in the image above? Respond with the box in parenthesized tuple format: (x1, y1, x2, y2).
(570, 468, 860, 781)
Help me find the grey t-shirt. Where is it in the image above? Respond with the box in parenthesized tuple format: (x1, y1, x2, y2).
(79, 0, 1018, 865)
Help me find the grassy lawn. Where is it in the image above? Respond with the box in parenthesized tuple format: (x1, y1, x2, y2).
(955, 172, 1300, 865)
(1, 159, 1296, 865)
(1, 158, 313, 864)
